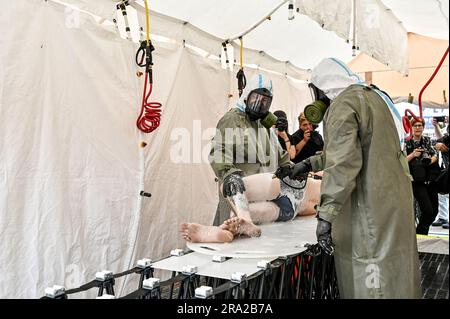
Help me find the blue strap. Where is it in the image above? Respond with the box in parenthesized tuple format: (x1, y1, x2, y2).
(354, 84, 401, 122)
(354, 83, 405, 147)
(374, 89, 402, 122)
(236, 101, 245, 112)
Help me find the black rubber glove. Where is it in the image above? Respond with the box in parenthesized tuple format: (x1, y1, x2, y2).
(290, 157, 312, 179)
(274, 163, 294, 180)
(275, 118, 288, 132)
(222, 172, 246, 198)
(316, 217, 334, 255)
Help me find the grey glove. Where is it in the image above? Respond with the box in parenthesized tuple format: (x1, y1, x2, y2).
(316, 217, 334, 255)
(222, 172, 246, 198)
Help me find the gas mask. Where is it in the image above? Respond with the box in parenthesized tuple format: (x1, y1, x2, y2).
(245, 88, 278, 129)
(304, 83, 331, 125)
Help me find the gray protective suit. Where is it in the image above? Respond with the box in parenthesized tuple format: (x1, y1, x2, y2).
(309, 58, 421, 298)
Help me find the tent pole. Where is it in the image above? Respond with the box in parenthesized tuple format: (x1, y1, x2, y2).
(227, 0, 289, 42)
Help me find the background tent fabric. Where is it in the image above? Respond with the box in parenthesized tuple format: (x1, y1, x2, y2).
(349, 33, 449, 108)
(54, 0, 449, 74)
(382, 0, 449, 40)
(296, 0, 410, 74)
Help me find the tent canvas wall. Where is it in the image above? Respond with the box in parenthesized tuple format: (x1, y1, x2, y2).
(0, 0, 448, 298)
(0, 0, 311, 299)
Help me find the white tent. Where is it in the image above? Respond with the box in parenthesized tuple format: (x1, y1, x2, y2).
(56, 0, 449, 73)
(0, 0, 448, 298)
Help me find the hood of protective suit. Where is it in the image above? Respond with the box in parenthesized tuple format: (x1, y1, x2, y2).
(310, 58, 363, 101)
(236, 73, 273, 112)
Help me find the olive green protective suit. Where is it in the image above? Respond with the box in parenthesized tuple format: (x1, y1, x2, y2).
(309, 59, 421, 298)
(209, 74, 290, 225)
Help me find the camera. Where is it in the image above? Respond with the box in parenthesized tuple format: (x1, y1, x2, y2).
(413, 140, 431, 165)
(433, 116, 446, 123)
(275, 117, 288, 132)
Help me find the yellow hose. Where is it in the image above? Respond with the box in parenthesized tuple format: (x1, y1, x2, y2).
(144, 0, 150, 44)
(239, 37, 244, 70)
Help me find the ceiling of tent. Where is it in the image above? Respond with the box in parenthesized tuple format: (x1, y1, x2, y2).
(55, 0, 449, 73)
(142, 0, 449, 41)
(139, 0, 355, 69)
(381, 0, 449, 40)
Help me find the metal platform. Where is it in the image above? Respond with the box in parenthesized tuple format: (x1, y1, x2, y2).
(152, 251, 277, 280)
(187, 215, 317, 258)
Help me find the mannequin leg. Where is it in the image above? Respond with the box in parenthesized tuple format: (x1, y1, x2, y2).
(222, 173, 281, 219)
(179, 223, 234, 243)
(222, 173, 281, 236)
(243, 173, 281, 202)
(248, 201, 280, 224)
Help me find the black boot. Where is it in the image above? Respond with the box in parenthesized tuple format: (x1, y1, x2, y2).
(416, 226, 429, 235)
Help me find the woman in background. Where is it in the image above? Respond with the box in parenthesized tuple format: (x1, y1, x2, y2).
(405, 117, 439, 235)
(291, 113, 324, 163)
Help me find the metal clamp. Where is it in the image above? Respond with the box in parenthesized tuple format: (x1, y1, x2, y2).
(137, 258, 152, 268)
(230, 272, 247, 283)
(44, 285, 66, 299)
(170, 249, 185, 257)
(182, 265, 198, 275)
(143, 278, 160, 290)
(257, 260, 270, 270)
(95, 270, 114, 281)
(195, 286, 213, 299)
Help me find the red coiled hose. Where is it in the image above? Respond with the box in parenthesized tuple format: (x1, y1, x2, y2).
(402, 47, 449, 141)
(402, 109, 421, 142)
(136, 71, 162, 133)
